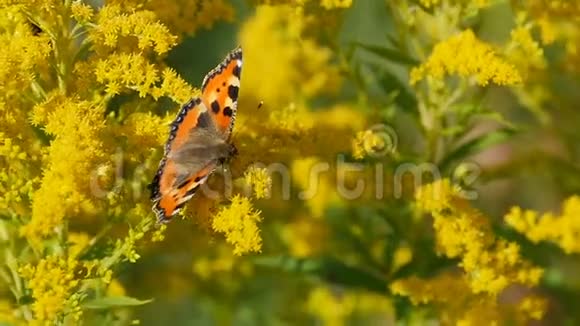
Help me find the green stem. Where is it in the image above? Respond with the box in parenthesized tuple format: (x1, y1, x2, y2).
(75, 223, 113, 259)
(30, 80, 48, 101)
(99, 218, 153, 273)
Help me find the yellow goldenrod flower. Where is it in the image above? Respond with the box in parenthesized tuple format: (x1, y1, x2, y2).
(391, 272, 546, 324)
(239, 5, 341, 106)
(505, 195, 580, 254)
(22, 97, 105, 244)
(157, 67, 199, 104)
(253, 0, 351, 10)
(307, 286, 393, 326)
(536, 17, 557, 45)
(518, 295, 548, 321)
(19, 256, 82, 323)
(143, 0, 235, 36)
(119, 112, 169, 148)
(151, 224, 167, 242)
(419, 0, 441, 7)
(71, 1, 94, 23)
(94, 53, 195, 103)
(419, 0, 489, 9)
(414, 178, 461, 213)
(352, 129, 389, 159)
(211, 195, 263, 255)
(90, 4, 177, 54)
(320, 0, 352, 10)
(506, 24, 547, 76)
(0, 10, 51, 94)
(243, 166, 272, 199)
(415, 179, 544, 296)
(116, 228, 145, 263)
(411, 29, 522, 86)
(391, 273, 470, 305)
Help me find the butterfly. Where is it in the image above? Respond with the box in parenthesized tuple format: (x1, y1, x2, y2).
(149, 47, 242, 223)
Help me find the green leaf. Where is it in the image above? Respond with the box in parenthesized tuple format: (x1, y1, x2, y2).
(253, 255, 389, 294)
(353, 42, 419, 66)
(440, 128, 517, 172)
(82, 296, 153, 310)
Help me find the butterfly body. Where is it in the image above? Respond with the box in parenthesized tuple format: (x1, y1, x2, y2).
(150, 47, 242, 223)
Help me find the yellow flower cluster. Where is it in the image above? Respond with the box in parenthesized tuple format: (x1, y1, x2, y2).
(0, 10, 51, 96)
(525, 0, 580, 18)
(243, 166, 273, 199)
(419, 0, 489, 8)
(307, 286, 393, 326)
(517, 1, 580, 74)
(145, 0, 235, 37)
(391, 272, 547, 324)
(70, 1, 94, 23)
(505, 22, 547, 77)
(320, 0, 352, 9)
(23, 97, 105, 244)
(505, 195, 580, 254)
(414, 179, 544, 296)
(90, 4, 177, 55)
(239, 5, 342, 107)
(19, 256, 82, 323)
(351, 129, 389, 160)
(105, 0, 235, 37)
(0, 138, 42, 216)
(94, 53, 195, 102)
(410, 30, 522, 86)
(254, 0, 352, 9)
(118, 112, 169, 149)
(211, 195, 263, 255)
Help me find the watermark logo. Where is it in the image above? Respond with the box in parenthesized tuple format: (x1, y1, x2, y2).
(363, 123, 398, 158)
(88, 124, 481, 203)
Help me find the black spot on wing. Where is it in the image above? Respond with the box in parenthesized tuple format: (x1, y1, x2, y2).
(174, 202, 186, 212)
(177, 178, 190, 190)
(197, 111, 212, 128)
(211, 100, 220, 113)
(233, 64, 241, 78)
(223, 106, 233, 117)
(228, 85, 239, 101)
(185, 185, 199, 197)
(201, 47, 243, 91)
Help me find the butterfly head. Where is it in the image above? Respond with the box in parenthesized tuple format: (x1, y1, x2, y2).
(219, 143, 238, 165)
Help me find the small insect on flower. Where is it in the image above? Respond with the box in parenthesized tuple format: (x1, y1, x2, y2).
(149, 47, 243, 223)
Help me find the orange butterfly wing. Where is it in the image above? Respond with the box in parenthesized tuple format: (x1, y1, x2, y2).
(150, 47, 243, 223)
(150, 98, 217, 221)
(200, 46, 242, 138)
